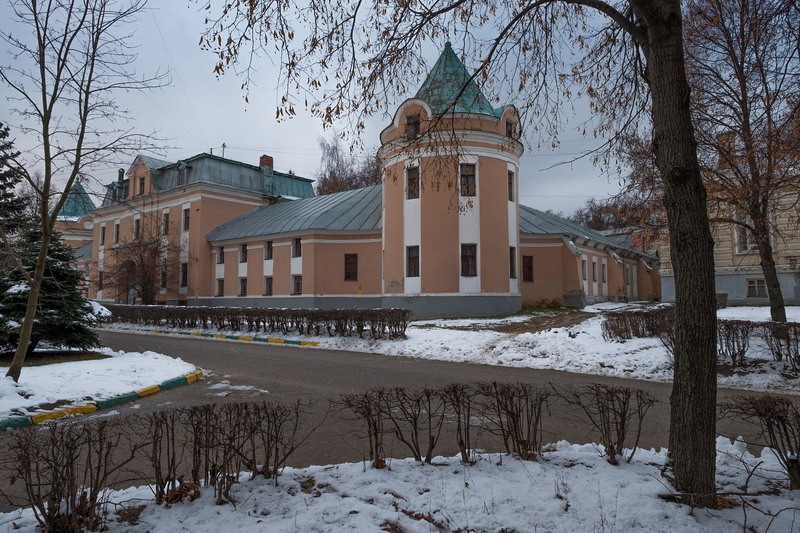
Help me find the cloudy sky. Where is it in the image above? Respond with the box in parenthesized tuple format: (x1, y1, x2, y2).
(1, 3, 627, 216)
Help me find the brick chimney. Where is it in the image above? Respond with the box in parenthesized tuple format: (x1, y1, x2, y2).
(259, 154, 274, 168)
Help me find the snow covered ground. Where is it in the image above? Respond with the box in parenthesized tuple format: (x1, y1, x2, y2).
(0, 348, 198, 418)
(0, 437, 796, 532)
(104, 304, 800, 395)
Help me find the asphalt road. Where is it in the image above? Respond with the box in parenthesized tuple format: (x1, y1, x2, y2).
(94, 330, 765, 467)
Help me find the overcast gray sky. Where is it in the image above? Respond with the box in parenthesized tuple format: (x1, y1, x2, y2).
(1, 3, 627, 216)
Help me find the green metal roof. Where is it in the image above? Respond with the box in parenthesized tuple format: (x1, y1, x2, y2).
(519, 204, 644, 256)
(206, 185, 382, 242)
(415, 42, 503, 118)
(59, 180, 95, 220)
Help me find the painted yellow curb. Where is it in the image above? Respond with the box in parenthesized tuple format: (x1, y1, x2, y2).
(214, 333, 227, 339)
(186, 370, 204, 383)
(300, 340, 319, 346)
(31, 410, 67, 424)
(190, 332, 203, 336)
(137, 384, 161, 397)
(239, 336, 254, 341)
(268, 338, 285, 344)
(62, 404, 98, 416)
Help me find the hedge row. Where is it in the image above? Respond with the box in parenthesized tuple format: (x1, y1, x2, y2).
(103, 304, 410, 339)
(602, 307, 800, 369)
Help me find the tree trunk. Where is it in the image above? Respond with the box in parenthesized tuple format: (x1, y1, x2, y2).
(636, 1, 718, 505)
(6, 230, 53, 382)
(753, 216, 787, 323)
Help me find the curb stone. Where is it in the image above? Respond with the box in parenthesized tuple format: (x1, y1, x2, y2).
(0, 369, 204, 431)
(99, 326, 319, 347)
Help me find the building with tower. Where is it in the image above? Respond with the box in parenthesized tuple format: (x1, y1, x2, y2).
(86, 44, 659, 317)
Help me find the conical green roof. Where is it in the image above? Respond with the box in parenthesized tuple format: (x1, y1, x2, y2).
(60, 180, 95, 219)
(414, 42, 503, 118)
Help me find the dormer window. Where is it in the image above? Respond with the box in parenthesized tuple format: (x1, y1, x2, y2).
(506, 120, 515, 138)
(459, 163, 476, 197)
(406, 114, 420, 140)
(137, 176, 145, 195)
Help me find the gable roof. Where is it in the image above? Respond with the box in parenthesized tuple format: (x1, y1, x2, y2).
(58, 180, 95, 220)
(519, 204, 644, 256)
(206, 185, 382, 242)
(414, 42, 503, 118)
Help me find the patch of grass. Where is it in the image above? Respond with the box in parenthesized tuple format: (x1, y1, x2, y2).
(0, 350, 109, 367)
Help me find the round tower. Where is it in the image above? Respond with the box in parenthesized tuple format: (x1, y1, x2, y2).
(378, 43, 524, 316)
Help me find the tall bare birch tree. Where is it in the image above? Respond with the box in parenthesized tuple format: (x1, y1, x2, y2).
(0, 0, 167, 382)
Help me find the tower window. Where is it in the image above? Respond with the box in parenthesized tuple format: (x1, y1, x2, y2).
(460, 164, 476, 197)
(461, 243, 477, 277)
(293, 238, 302, 258)
(406, 246, 420, 277)
(508, 171, 515, 201)
(344, 254, 358, 281)
(522, 256, 533, 282)
(506, 120, 516, 138)
(265, 241, 273, 260)
(509, 247, 517, 279)
(407, 166, 420, 200)
(406, 114, 420, 140)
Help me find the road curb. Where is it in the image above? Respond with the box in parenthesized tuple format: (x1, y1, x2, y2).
(101, 326, 320, 347)
(0, 369, 204, 431)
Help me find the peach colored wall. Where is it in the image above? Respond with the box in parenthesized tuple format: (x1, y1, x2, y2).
(420, 156, 459, 293)
(309, 237, 382, 295)
(272, 241, 292, 295)
(383, 161, 405, 293)
(519, 242, 565, 305)
(561, 247, 583, 302)
(247, 246, 264, 296)
(479, 157, 511, 293)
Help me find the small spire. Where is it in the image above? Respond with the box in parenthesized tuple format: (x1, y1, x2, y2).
(444, 41, 452, 49)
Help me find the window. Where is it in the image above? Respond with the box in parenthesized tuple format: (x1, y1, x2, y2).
(99, 225, 105, 246)
(113, 222, 120, 244)
(160, 259, 167, 288)
(177, 168, 186, 186)
(406, 114, 420, 140)
(180, 263, 188, 288)
(137, 176, 145, 195)
(217, 247, 225, 264)
(240, 244, 248, 263)
(292, 275, 303, 295)
(406, 166, 420, 200)
(162, 212, 169, 235)
(182, 208, 190, 231)
(522, 255, 533, 282)
(98, 271, 104, 290)
(133, 218, 141, 239)
(735, 224, 758, 253)
(406, 245, 420, 277)
(592, 261, 598, 282)
(263, 276, 273, 296)
(508, 171, 514, 201)
(602, 263, 607, 283)
(344, 254, 358, 281)
(506, 120, 515, 138)
(582, 259, 587, 281)
(747, 279, 767, 298)
(239, 277, 247, 296)
(461, 243, 477, 277)
(460, 163, 476, 197)
(624, 266, 630, 285)
(293, 238, 302, 258)
(216, 278, 224, 296)
(265, 241, 273, 260)
(509, 247, 517, 279)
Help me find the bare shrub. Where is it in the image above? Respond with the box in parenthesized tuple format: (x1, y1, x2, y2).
(720, 395, 800, 490)
(103, 304, 411, 340)
(383, 388, 445, 463)
(601, 307, 674, 343)
(337, 389, 388, 468)
(759, 322, 800, 371)
(140, 410, 181, 505)
(477, 382, 550, 460)
(559, 384, 657, 464)
(717, 320, 756, 367)
(4, 420, 139, 532)
(439, 383, 480, 463)
(242, 400, 305, 484)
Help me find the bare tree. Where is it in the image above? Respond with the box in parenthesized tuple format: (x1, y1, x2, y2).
(105, 206, 179, 305)
(199, 0, 718, 503)
(0, 0, 167, 381)
(314, 136, 382, 195)
(686, 0, 800, 323)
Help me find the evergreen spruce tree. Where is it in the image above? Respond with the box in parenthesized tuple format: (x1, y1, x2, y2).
(0, 226, 100, 355)
(0, 123, 27, 238)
